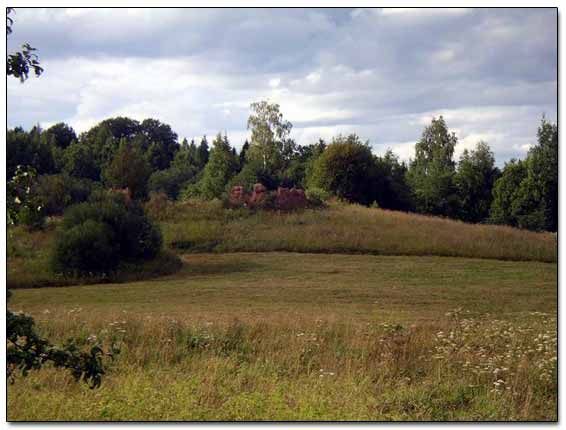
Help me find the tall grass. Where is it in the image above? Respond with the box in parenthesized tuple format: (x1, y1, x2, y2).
(161, 200, 557, 263)
(8, 310, 556, 421)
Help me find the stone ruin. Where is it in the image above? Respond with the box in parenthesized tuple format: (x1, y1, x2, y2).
(228, 185, 247, 207)
(228, 183, 307, 210)
(248, 183, 268, 207)
(275, 186, 307, 210)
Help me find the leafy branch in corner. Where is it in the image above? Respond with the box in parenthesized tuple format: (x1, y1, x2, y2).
(6, 8, 44, 82)
(7, 292, 119, 388)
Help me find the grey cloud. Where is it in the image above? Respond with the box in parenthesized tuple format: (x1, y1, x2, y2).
(7, 7, 557, 165)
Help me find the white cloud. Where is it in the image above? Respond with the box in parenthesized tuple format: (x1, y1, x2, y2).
(268, 77, 281, 88)
(7, 8, 557, 166)
(380, 8, 472, 17)
(306, 72, 321, 84)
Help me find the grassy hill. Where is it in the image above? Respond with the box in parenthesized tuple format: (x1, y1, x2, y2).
(7, 202, 557, 420)
(8, 200, 556, 290)
(161, 200, 556, 262)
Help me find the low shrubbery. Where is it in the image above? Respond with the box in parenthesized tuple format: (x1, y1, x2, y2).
(34, 174, 96, 216)
(51, 193, 163, 277)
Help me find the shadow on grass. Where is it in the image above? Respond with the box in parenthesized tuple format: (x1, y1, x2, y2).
(178, 256, 262, 277)
(8, 251, 183, 289)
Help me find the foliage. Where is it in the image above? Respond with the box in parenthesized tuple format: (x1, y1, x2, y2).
(407, 116, 459, 217)
(489, 118, 558, 231)
(5, 95, 558, 232)
(173, 138, 200, 171)
(526, 118, 558, 231)
(7, 306, 114, 389)
(228, 159, 277, 193)
(308, 134, 376, 205)
(139, 118, 179, 170)
(51, 194, 163, 276)
(6, 9, 43, 82)
(489, 159, 528, 228)
(7, 165, 45, 229)
(196, 136, 210, 169)
(239, 140, 250, 169)
(373, 150, 413, 211)
(51, 219, 119, 276)
(148, 167, 196, 200)
(62, 141, 100, 181)
(187, 133, 238, 199)
(247, 101, 292, 173)
(103, 139, 152, 199)
(34, 174, 95, 216)
(455, 142, 499, 223)
(305, 187, 330, 207)
(43, 123, 77, 149)
(7, 127, 55, 179)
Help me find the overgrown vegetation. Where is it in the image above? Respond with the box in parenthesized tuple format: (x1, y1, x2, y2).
(7, 253, 557, 420)
(51, 193, 162, 276)
(6, 7, 557, 421)
(8, 100, 557, 234)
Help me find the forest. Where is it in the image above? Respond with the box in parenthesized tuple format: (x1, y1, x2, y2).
(7, 101, 558, 234)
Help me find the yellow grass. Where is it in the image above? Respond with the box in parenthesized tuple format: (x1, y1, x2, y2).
(162, 201, 557, 262)
(8, 253, 557, 421)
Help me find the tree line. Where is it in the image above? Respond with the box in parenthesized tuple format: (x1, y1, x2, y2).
(7, 101, 557, 232)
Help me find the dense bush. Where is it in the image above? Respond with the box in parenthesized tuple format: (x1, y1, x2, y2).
(8, 165, 46, 230)
(51, 220, 118, 276)
(34, 174, 96, 216)
(144, 191, 174, 221)
(148, 166, 196, 200)
(308, 134, 376, 205)
(51, 194, 163, 276)
(305, 187, 330, 207)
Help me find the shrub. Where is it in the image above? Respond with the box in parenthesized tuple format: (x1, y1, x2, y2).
(144, 191, 174, 221)
(34, 174, 95, 216)
(148, 167, 196, 200)
(51, 193, 163, 276)
(305, 187, 330, 207)
(8, 165, 46, 230)
(16, 204, 45, 230)
(51, 219, 118, 276)
(307, 134, 376, 205)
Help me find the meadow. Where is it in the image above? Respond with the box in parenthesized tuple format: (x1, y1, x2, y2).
(7, 202, 558, 421)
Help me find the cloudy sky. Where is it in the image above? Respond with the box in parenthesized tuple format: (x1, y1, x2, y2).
(7, 7, 557, 165)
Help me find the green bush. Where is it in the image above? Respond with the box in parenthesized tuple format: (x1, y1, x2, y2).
(51, 219, 118, 276)
(16, 204, 45, 230)
(305, 187, 330, 207)
(51, 193, 163, 276)
(307, 134, 376, 205)
(34, 174, 95, 216)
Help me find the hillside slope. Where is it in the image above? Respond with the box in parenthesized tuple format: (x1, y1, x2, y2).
(162, 201, 557, 263)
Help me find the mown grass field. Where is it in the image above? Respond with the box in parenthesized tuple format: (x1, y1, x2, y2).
(8, 252, 557, 421)
(7, 201, 557, 421)
(7, 201, 556, 290)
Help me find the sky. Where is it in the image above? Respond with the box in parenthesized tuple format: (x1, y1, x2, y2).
(7, 7, 557, 165)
